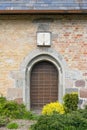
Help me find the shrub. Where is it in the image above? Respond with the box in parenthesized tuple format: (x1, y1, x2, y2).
(77, 106, 87, 119)
(63, 92, 79, 113)
(31, 114, 65, 130)
(1, 101, 26, 119)
(42, 102, 65, 115)
(0, 96, 7, 104)
(0, 96, 38, 120)
(0, 96, 7, 113)
(22, 111, 39, 120)
(0, 115, 9, 127)
(31, 111, 87, 130)
(7, 122, 19, 129)
(66, 111, 87, 129)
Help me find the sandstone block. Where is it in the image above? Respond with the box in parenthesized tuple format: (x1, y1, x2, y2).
(80, 88, 87, 98)
(7, 88, 23, 100)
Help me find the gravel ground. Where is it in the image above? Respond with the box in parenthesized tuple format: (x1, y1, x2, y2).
(0, 120, 36, 130)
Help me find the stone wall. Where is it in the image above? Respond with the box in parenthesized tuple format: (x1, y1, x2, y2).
(0, 14, 87, 106)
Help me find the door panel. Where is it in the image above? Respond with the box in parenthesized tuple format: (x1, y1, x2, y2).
(30, 61, 58, 109)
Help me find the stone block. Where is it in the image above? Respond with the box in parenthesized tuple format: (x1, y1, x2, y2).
(65, 79, 73, 88)
(78, 99, 83, 108)
(7, 88, 23, 100)
(75, 80, 85, 87)
(65, 88, 78, 94)
(14, 98, 23, 104)
(65, 70, 83, 80)
(80, 99, 87, 109)
(80, 88, 87, 98)
(38, 23, 49, 31)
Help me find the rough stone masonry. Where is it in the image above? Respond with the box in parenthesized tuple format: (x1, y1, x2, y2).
(0, 14, 87, 107)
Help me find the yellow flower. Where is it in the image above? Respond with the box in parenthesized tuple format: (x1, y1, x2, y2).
(42, 101, 65, 115)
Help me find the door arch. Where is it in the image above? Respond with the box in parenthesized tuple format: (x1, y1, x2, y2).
(20, 49, 66, 110)
(30, 61, 58, 110)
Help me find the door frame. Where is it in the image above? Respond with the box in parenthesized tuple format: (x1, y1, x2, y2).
(20, 48, 66, 110)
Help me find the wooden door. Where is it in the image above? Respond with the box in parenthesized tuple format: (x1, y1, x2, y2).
(30, 61, 58, 109)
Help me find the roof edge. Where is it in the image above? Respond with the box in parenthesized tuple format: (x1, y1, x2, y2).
(0, 10, 87, 14)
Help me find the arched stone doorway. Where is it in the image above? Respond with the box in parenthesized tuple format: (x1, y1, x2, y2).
(30, 61, 58, 110)
(20, 48, 66, 110)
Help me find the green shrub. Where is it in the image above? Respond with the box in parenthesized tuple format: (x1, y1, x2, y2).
(0, 96, 7, 104)
(7, 122, 19, 129)
(66, 111, 87, 129)
(63, 92, 79, 113)
(31, 113, 71, 130)
(77, 107, 87, 119)
(0, 96, 7, 113)
(64, 126, 76, 130)
(0, 96, 38, 120)
(31, 114, 64, 130)
(1, 101, 26, 119)
(0, 116, 9, 127)
(23, 111, 39, 120)
(31, 111, 87, 130)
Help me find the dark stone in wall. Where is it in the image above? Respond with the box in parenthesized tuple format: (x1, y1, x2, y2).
(33, 18, 54, 23)
(65, 88, 78, 94)
(38, 23, 50, 31)
(75, 80, 85, 87)
(33, 18, 53, 31)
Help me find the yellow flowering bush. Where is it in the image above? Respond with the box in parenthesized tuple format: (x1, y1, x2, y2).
(42, 102, 65, 115)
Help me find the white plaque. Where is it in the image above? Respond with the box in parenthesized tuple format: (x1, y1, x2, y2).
(37, 32, 51, 46)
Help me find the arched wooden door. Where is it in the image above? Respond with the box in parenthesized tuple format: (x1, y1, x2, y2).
(30, 61, 58, 110)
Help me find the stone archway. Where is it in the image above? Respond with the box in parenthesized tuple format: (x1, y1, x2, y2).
(20, 48, 66, 110)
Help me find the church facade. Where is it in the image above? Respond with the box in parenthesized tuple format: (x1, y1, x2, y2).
(0, 0, 87, 110)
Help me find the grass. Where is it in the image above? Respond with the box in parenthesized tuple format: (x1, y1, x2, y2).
(6, 122, 19, 129)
